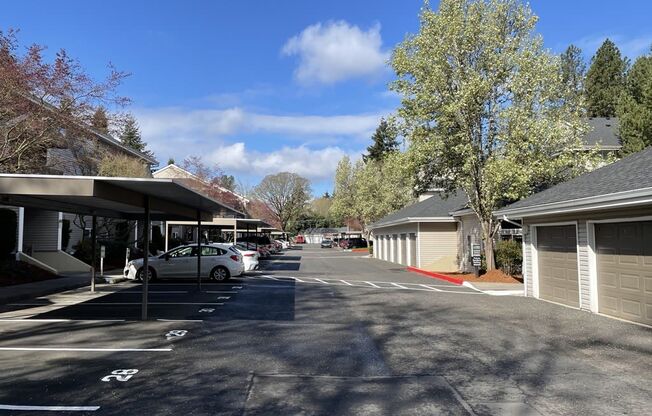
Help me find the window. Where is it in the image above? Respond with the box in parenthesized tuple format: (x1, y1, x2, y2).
(169, 246, 193, 258)
(200, 246, 222, 256)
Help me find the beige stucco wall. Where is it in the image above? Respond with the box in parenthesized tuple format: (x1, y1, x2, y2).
(418, 222, 459, 272)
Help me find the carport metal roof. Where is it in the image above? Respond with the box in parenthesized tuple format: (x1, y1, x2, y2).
(0, 174, 235, 221)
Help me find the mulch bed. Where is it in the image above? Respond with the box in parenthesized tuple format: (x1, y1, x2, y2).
(0, 261, 61, 287)
(442, 269, 523, 284)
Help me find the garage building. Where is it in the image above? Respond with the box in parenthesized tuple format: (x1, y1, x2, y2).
(369, 191, 468, 271)
(497, 147, 652, 327)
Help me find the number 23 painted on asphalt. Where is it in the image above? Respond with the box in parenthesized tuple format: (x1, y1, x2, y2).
(101, 369, 138, 382)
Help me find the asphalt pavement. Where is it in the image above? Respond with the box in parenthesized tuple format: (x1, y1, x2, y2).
(0, 244, 650, 415)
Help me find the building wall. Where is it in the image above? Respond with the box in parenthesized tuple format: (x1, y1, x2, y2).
(457, 214, 482, 272)
(521, 205, 652, 313)
(372, 223, 417, 265)
(0, 205, 21, 253)
(418, 222, 459, 272)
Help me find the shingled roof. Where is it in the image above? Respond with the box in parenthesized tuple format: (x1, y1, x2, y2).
(497, 146, 652, 216)
(584, 117, 621, 150)
(369, 191, 468, 229)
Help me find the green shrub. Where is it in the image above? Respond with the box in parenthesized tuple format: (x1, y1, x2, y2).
(0, 209, 17, 258)
(495, 239, 523, 276)
(61, 219, 72, 250)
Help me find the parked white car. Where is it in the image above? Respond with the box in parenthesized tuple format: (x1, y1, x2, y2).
(276, 239, 291, 249)
(124, 244, 244, 282)
(214, 243, 259, 272)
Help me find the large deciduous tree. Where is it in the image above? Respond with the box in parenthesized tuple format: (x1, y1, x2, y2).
(391, 0, 591, 270)
(617, 48, 652, 154)
(253, 172, 311, 232)
(585, 39, 628, 117)
(0, 29, 129, 173)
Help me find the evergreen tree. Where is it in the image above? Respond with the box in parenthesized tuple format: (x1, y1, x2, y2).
(617, 49, 652, 154)
(585, 39, 628, 117)
(560, 45, 586, 108)
(91, 106, 109, 133)
(363, 119, 399, 162)
(120, 114, 151, 156)
(167, 157, 175, 165)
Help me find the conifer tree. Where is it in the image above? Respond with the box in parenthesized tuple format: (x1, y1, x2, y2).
(120, 114, 151, 156)
(560, 45, 586, 108)
(585, 39, 628, 117)
(363, 119, 399, 162)
(618, 49, 652, 154)
(91, 106, 109, 133)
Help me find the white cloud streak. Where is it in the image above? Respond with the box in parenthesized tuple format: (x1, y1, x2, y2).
(282, 20, 390, 85)
(572, 34, 652, 59)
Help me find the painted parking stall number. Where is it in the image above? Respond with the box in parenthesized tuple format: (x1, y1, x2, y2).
(199, 308, 215, 313)
(165, 330, 187, 340)
(101, 369, 138, 382)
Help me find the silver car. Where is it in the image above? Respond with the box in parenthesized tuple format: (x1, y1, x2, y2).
(124, 244, 245, 282)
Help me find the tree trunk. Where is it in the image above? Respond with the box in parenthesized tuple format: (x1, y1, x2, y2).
(481, 219, 496, 271)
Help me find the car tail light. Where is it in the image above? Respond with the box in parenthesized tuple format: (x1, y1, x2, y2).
(230, 255, 239, 262)
(244, 253, 255, 257)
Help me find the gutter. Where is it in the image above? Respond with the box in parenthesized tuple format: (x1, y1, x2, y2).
(496, 187, 652, 219)
(368, 216, 456, 230)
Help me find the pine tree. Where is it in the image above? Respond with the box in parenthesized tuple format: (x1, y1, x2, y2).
(560, 45, 586, 108)
(585, 39, 628, 117)
(91, 106, 109, 133)
(167, 157, 175, 165)
(120, 114, 151, 155)
(363, 119, 399, 162)
(617, 50, 652, 154)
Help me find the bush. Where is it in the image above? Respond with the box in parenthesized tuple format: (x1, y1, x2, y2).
(61, 219, 72, 250)
(0, 209, 17, 258)
(495, 239, 523, 276)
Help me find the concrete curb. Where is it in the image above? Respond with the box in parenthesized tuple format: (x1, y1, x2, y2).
(405, 267, 464, 285)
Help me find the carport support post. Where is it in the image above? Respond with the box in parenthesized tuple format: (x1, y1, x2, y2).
(141, 196, 151, 321)
(196, 211, 202, 292)
(90, 215, 97, 293)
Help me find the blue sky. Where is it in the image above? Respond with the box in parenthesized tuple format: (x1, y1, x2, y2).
(3, 0, 652, 196)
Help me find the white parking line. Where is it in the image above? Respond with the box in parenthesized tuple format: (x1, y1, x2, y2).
(339, 280, 353, 286)
(364, 281, 380, 288)
(419, 284, 442, 292)
(391, 283, 409, 289)
(157, 319, 203, 322)
(0, 404, 100, 412)
(118, 291, 189, 294)
(0, 347, 171, 352)
(205, 291, 237, 294)
(315, 278, 329, 284)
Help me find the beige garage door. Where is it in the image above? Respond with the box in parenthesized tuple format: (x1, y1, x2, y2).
(537, 225, 579, 307)
(596, 221, 652, 326)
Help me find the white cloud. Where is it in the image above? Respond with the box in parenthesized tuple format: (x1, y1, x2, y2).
(134, 106, 383, 180)
(206, 142, 355, 180)
(282, 20, 390, 85)
(572, 34, 652, 59)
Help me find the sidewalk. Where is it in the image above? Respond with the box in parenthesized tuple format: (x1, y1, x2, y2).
(462, 281, 524, 296)
(0, 275, 91, 304)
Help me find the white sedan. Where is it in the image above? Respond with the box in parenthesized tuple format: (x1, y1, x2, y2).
(124, 244, 244, 282)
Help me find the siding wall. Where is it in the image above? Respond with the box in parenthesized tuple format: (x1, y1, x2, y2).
(458, 214, 482, 272)
(523, 227, 534, 297)
(23, 208, 60, 252)
(577, 220, 591, 311)
(418, 222, 459, 272)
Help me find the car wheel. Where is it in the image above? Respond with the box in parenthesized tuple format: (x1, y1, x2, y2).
(136, 267, 156, 282)
(210, 266, 230, 281)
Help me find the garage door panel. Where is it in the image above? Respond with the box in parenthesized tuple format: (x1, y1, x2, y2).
(537, 225, 579, 308)
(596, 221, 652, 326)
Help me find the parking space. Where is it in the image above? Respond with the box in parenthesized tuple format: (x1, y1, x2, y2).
(0, 246, 650, 415)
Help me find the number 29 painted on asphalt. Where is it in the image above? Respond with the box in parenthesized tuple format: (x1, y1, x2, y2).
(101, 369, 138, 382)
(165, 330, 187, 340)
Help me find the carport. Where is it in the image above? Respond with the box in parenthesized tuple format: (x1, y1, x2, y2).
(0, 174, 232, 320)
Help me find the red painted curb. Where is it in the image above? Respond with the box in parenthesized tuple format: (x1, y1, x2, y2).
(406, 266, 464, 286)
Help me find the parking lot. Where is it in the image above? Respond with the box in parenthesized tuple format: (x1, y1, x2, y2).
(0, 245, 650, 415)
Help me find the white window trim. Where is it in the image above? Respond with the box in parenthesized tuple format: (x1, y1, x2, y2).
(57, 212, 63, 251)
(16, 207, 24, 259)
(417, 223, 421, 268)
(586, 215, 652, 314)
(529, 221, 579, 304)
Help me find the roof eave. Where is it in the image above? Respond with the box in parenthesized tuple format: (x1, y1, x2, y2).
(496, 188, 652, 219)
(369, 216, 456, 229)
